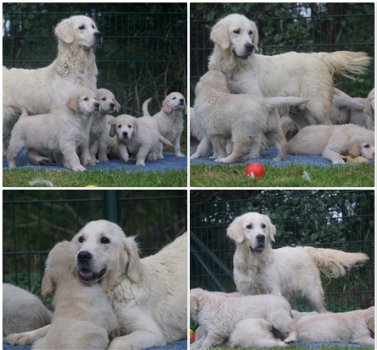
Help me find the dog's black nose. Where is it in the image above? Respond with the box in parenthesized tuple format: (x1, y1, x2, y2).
(110, 102, 115, 109)
(95, 31, 102, 39)
(78, 251, 92, 263)
(256, 234, 265, 243)
(179, 98, 184, 105)
(94, 102, 100, 109)
(122, 131, 128, 137)
(244, 42, 254, 54)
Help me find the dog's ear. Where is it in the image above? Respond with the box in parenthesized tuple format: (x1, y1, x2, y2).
(55, 18, 75, 44)
(190, 293, 199, 317)
(133, 119, 139, 135)
(210, 22, 230, 50)
(109, 123, 117, 137)
(124, 236, 142, 283)
(114, 99, 121, 112)
(347, 140, 361, 157)
(366, 314, 375, 333)
(67, 95, 79, 114)
(162, 98, 173, 114)
(251, 21, 259, 52)
(264, 215, 276, 243)
(41, 267, 55, 298)
(227, 216, 245, 243)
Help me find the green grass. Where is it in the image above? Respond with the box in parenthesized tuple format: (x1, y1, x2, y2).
(190, 164, 374, 187)
(3, 168, 187, 187)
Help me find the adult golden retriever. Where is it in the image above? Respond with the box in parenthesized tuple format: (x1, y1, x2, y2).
(208, 14, 370, 128)
(3, 15, 102, 139)
(227, 212, 369, 312)
(6, 220, 187, 350)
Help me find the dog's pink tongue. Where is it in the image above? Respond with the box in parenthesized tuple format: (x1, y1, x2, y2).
(80, 269, 93, 278)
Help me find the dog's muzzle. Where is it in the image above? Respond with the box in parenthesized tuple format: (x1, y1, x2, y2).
(77, 251, 106, 284)
(233, 43, 254, 59)
(250, 234, 265, 253)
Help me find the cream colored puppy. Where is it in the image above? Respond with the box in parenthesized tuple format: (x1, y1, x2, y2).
(4, 15, 101, 140)
(208, 13, 370, 128)
(142, 92, 186, 158)
(190, 288, 296, 350)
(90, 88, 120, 162)
(7, 88, 99, 171)
(287, 124, 374, 164)
(292, 307, 374, 345)
(227, 212, 369, 312)
(109, 114, 172, 166)
(30, 241, 119, 350)
(194, 70, 308, 163)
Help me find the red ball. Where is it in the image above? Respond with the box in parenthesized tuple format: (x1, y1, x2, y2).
(245, 162, 265, 178)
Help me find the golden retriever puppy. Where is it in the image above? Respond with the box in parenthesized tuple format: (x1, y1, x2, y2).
(190, 288, 296, 350)
(142, 92, 186, 158)
(3, 284, 52, 337)
(109, 114, 172, 166)
(287, 124, 374, 164)
(194, 70, 308, 162)
(227, 212, 369, 312)
(208, 13, 370, 128)
(3, 15, 101, 140)
(7, 88, 99, 172)
(90, 88, 120, 162)
(292, 307, 374, 345)
(331, 88, 374, 129)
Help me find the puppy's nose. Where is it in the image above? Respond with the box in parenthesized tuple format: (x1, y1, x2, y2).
(179, 98, 184, 105)
(256, 234, 265, 243)
(122, 131, 128, 138)
(110, 102, 115, 109)
(78, 251, 92, 263)
(244, 42, 254, 54)
(95, 31, 102, 39)
(94, 102, 100, 109)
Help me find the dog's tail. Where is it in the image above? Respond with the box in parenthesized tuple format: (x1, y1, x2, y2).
(304, 246, 369, 278)
(266, 97, 309, 110)
(142, 98, 152, 116)
(159, 135, 173, 147)
(316, 51, 370, 79)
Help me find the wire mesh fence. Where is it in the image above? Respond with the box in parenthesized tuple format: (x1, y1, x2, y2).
(3, 190, 187, 293)
(3, 3, 187, 116)
(190, 190, 374, 312)
(190, 3, 374, 102)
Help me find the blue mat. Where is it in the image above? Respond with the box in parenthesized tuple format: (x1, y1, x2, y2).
(3, 340, 187, 350)
(191, 147, 372, 168)
(3, 150, 187, 173)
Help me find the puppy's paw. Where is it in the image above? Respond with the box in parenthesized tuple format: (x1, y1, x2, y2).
(71, 165, 86, 172)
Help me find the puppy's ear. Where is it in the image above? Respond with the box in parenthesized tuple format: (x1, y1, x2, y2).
(366, 315, 375, 333)
(41, 268, 55, 298)
(133, 119, 139, 135)
(114, 99, 121, 112)
(251, 21, 259, 52)
(226, 216, 245, 243)
(347, 140, 361, 157)
(109, 123, 116, 137)
(210, 22, 230, 50)
(264, 215, 276, 243)
(67, 95, 79, 114)
(55, 18, 75, 44)
(124, 236, 142, 283)
(162, 98, 173, 114)
(190, 294, 199, 317)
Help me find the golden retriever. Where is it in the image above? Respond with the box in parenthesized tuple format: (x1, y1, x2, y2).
(292, 307, 374, 345)
(3, 284, 52, 337)
(227, 212, 369, 312)
(6, 221, 187, 350)
(287, 124, 375, 164)
(31, 241, 119, 350)
(208, 13, 370, 128)
(3, 15, 101, 140)
(142, 92, 186, 158)
(194, 70, 308, 162)
(7, 88, 99, 171)
(190, 288, 296, 349)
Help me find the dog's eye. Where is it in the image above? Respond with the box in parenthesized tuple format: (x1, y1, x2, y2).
(261, 223, 266, 229)
(83, 97, 89, 101)
(101, 97, 106, 101)
(117, 124, 122, 128)
(78, 236, 85, 243)
(248, 30, 253, 35)
(364, 144, 370, 149)
(100, 237, 110, 244)
(78, 25, 85, 30)
(233, 29, 240, 34)
(127, 124, 132, 128)
(172, 96, 176, 100)
(246, 224, 252, 229)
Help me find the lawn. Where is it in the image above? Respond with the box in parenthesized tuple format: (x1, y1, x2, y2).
(3, 168, 187, 187)
(190, 164, 374, 187)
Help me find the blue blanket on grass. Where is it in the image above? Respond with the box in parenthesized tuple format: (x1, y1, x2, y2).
(3, 151, 187, 172)
(190, 147, 373, 168)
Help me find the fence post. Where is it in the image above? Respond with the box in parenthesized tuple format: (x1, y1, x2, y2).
(104, 190, 119, 223)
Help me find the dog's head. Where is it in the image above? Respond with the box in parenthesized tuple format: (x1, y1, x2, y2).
(227, 212, 276, 253)
(72, 220, 142, 288)
(347, 130, 375, 161)
(55, 15, 102, 49)
(109, 114, 138, 141)
(66, 88, 99, 116)
(97, 88, 121, 114)
(210, 13, 259, 59)
(162, 92, 186, 114)
(195, 70, 230, 96)
(41, 241, 79, 297)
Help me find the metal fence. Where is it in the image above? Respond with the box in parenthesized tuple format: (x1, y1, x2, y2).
(190, 3, 374, 101)
(190, 190, 374, 312)
(3, 3, 187, 116)
(3, 190, 187, 293)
